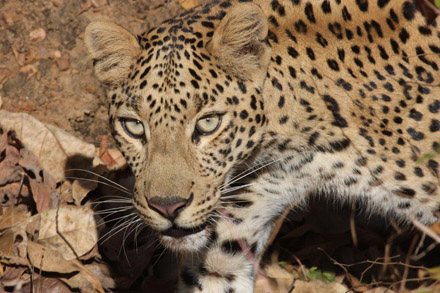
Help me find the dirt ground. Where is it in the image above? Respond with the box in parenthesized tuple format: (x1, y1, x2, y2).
(1, 0, 440, 292)
(1, 0, 184, 145)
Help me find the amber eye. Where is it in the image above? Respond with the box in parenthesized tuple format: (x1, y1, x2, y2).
(195, 114, 221, 135)
(120, 118, 145, 139)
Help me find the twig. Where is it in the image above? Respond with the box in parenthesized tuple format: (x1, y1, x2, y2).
(349, 201, 358, 247)
(56, 200, 80, 260)
(400, 233, 419, 291)
(411, 218, 440, 243)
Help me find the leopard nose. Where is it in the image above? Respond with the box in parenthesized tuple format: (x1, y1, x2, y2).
(147, 194, 193, 221)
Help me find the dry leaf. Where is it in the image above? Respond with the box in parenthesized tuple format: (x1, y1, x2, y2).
(72, 179, 97, 205)
(37, 205, 97, 260)
(0, 266, 27, 288)
(27, 240, 79, 273)
(429, 222, 440, 234)
(94, 135, 126, 170)
(69, 263, 115, 290)
(0, 227, 29, 265)
(0, 131, 22, 185)
(290, 279, 348, 293)
(0, 206, 30, 230)
(0, 110, 96, 182)
(29, 28, 46, 42)
(255, 262, 297, 293)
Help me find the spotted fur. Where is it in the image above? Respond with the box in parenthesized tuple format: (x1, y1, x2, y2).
(85, 0, 440, 291)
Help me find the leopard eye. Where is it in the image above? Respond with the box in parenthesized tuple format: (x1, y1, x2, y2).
(195, 114, 221, 135)
(120, 118, 145, 139)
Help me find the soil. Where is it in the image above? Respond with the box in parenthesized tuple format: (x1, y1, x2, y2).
(0, 0, 183, 145)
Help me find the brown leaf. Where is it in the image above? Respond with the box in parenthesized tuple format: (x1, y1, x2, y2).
(0, 110, 96, 182)
(0, 266, 27, 288)
(429, 222, 440, 234)
(0, 131, 22, 186)
(27, 240, 79, 274)
(72, 179, 97, 206)
(0, 206, 30, 230)
(37, 206, 98, 260)
(19, 146, 57, 212)
(94, 135, 126, 170)
(289, 280, 348, 293)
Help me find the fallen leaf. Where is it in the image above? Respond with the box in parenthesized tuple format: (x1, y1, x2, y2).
(37, 205, 97, 260)
(0, 206, 30, 230)
(29, 28, 46, 42)
(19, 144, 57, 212)
(72, 178, 97, 206)
(27, 240, 79, 274)
(255, 262, 295, 293)
(21, 276, 72, 293)
(0, 110, 96, 182)
(0, 131, 22, 186)
(289, 279, 348, 293)
(94, 135, 126, 170)
(429, 222, 440, 234)
(0, 266, 27, 288)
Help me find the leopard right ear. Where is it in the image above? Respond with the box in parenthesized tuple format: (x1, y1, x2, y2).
(85, 21, 141, 85)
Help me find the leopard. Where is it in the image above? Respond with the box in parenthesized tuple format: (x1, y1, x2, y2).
(84, 0, 440, 291)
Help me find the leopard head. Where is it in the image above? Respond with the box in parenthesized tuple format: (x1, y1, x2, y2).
(85, 3, 270, 250)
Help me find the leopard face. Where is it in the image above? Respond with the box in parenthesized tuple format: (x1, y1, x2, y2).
(85, 3, 271, 250)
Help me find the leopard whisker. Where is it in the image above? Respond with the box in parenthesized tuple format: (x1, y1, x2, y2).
(99, 214, 138, 243)
(65, 168, 131, 192)
(65, 176, 133, 196)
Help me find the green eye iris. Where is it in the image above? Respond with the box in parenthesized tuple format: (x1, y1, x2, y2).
(120, 118, 145, 139)
(195, 115, 221, 135)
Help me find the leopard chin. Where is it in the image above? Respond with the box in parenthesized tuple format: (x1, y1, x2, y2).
(160, 227, 211, 252)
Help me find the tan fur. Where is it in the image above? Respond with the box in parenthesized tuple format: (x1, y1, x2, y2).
(84, 21, 141, 85)
(207, 3, 271, 82)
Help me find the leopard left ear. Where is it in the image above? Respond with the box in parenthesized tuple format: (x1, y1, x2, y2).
(207, 3, 270, 82)
(85, 21, 141, 85)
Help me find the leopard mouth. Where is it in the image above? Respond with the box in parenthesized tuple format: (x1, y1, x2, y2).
(161, 222, 209, 238)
